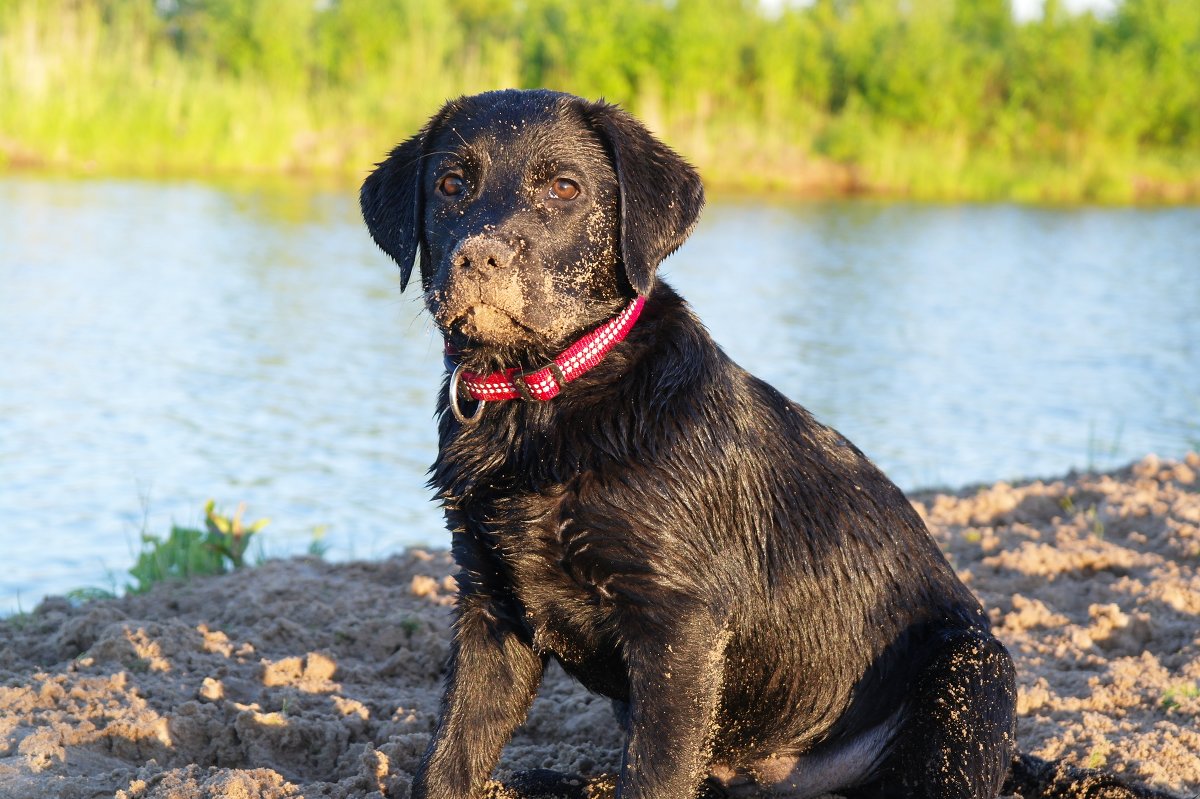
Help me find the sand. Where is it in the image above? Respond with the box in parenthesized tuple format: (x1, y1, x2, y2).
(2, 453, 1198, 799)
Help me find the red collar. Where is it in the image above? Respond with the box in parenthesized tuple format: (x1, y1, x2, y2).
(445, 296, 645, 414)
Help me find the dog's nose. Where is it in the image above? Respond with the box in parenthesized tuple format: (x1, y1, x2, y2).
(452, 235, 517, 272)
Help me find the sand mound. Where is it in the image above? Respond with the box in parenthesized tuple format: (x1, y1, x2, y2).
(2, 454, 1198, 798)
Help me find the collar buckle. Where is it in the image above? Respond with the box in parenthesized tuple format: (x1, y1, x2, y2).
(513, 362, 566, 402)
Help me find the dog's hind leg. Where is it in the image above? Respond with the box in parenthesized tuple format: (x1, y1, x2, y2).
(842, 630, 1017, 799)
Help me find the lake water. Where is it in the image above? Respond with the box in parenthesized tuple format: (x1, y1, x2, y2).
(2, 177, 1198, 615)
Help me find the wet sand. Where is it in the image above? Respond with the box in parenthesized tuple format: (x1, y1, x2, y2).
(2, 454, 1198, 798)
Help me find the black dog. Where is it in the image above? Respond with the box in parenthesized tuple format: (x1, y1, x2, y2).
(361, 89, 1019, 799)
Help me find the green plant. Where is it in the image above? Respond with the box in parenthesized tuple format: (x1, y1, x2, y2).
(1086, 419, 1125, 472)
(4, 594, 34, 629)
(1058, 496, 1105, 538)
(203, 500, 267, 568)
(1160, 682, 1200, 711)
(127, 501, 268, 593)
(307, 525, 331, 559)
(64, 587, 117, 605)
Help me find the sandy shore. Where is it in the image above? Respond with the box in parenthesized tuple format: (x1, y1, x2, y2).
(2, 454, 1198, 799)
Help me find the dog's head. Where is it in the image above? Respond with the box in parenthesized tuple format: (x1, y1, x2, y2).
(361, 89, 704, 365)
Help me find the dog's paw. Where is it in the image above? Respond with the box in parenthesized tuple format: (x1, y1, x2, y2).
(493, 770, 603, 799)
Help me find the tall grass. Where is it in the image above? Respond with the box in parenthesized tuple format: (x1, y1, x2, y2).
(1, 0, 1197, 201)
(0, 1, 512, 177)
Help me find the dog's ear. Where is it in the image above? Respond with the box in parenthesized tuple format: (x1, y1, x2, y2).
(361, 120, 439, 291)
(583, 101, 705, 296)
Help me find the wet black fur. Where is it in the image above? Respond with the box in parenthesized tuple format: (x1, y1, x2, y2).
(362, 89, 1064, 799)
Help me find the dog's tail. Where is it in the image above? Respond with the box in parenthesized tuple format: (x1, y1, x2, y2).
(1003, 753, 1191, 799)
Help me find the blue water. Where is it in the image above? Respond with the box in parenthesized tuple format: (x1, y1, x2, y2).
(2, 177, 1198, 614)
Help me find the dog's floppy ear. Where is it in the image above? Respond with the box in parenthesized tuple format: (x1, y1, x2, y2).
(360, 118, 441, 291)
(583, 101, 705, 296)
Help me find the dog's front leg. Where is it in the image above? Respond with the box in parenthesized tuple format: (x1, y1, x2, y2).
(413, 593, 544, 799)
(616, 604, 728, 799)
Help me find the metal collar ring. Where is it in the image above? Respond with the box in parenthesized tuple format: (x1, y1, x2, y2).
(449, 362, 486, 425)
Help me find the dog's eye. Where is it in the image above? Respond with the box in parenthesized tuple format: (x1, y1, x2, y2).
(549, 178, 580, 201)
(439, 174, 465, 197)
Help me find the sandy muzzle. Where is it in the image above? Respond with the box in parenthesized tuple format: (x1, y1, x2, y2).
(432, 263, 533, 348)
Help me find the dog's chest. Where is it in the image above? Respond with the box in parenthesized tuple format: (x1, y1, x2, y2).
(484, 487, 632, 697)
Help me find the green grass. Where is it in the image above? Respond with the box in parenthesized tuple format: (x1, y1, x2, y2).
(1085, 745, 1109, 770)
(1160, 683, 1200, 711)
(1058, 496, 1106, 538)
(1086, 419, 1127, 472)
(5, 596, 35, 631)
(64, 586, 118, 604)
(307, 525, 331, 559)
(2, 0, 1198, 202)
(399, 617, 422, 636)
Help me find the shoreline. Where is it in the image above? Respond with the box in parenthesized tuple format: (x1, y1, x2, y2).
(3, 163, 1199, 206)
(2, 453, 1198, 798)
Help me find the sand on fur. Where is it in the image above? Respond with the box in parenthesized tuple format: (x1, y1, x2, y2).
(1, 453, 1198, 799)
